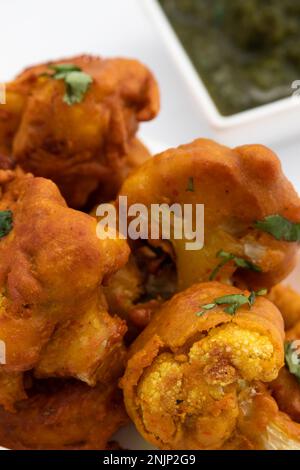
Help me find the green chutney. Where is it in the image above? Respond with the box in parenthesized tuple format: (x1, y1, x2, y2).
(159, 0, 300, 115)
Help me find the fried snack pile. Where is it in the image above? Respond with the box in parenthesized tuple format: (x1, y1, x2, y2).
(0, 168, 130, 449)
(119, 139, 300, 291)
(1, 49, 300, 451)
(0, 55, 159, 208)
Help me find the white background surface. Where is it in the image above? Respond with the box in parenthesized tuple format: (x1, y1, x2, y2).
(0, 0, 300, 450)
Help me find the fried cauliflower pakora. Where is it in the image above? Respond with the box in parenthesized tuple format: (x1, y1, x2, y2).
(0, 55, 159, 208)
(121, 282, 284, 449)
(0, 169, 129, 411)
(0, 379, 128, 450)
(119, 139, 300, 291)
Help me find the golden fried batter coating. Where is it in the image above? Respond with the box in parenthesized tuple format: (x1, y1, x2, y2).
(0, 371, 26, 413)
(34, 292, 127, 386)
(0, 55, 159, 208)
(268, 284, 300, 329)
(0, 379, 128, 450)
(121, 282, 284, 449)
(0, 81, 26, 159)
(104, 255, 144, 321)
(0, 170, 129, 410)
(97, 219, 174, 336)
(271, 367, 300, 423)
(119, 139, 300, 291)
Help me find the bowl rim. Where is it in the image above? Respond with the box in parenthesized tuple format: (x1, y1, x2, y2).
(143, 0, 300, 130)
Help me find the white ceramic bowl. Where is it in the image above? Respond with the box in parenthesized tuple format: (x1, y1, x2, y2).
(143, 0, 300, 147)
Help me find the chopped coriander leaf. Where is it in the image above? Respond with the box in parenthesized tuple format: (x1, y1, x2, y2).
(196, 289, 267, 317)
(0, 210, 13, 238)
(63, 71, 93, 105)
(217, 250, 233, 259)
(209, 251, 234, 281)
(285, 341, 300, 381)
(215, 294, 249, 307)
(248, 291, 256, 306)
(234, 258, 261, 271)
(209, 250, 261, 281)
(255, 215, 300, 242)
(48, 64, 81, 81)
(233, 258, 249, 268)
(224, 304, 239, 315)
(248, 288, 267, 307)
(201, 303, 216, 310)
(209, 264, 225, 282)
(195, 311, 206, 317)
(195, 303, 215, 317)
(186, 177, 194, 192)
(47, 64, 93, 106)
(256, 288, 268, 296)
(49, 63, 81, 74)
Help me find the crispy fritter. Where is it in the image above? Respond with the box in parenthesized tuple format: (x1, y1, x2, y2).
(0, 55, 159, 208)
(119, 139, 300, 291)
(121, 282, 284, 449)
(0, 170, 129, 410)
(0, 379, 128, 450)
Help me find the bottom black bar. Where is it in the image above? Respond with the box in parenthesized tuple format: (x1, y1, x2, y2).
(0, 450, 297, 468)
